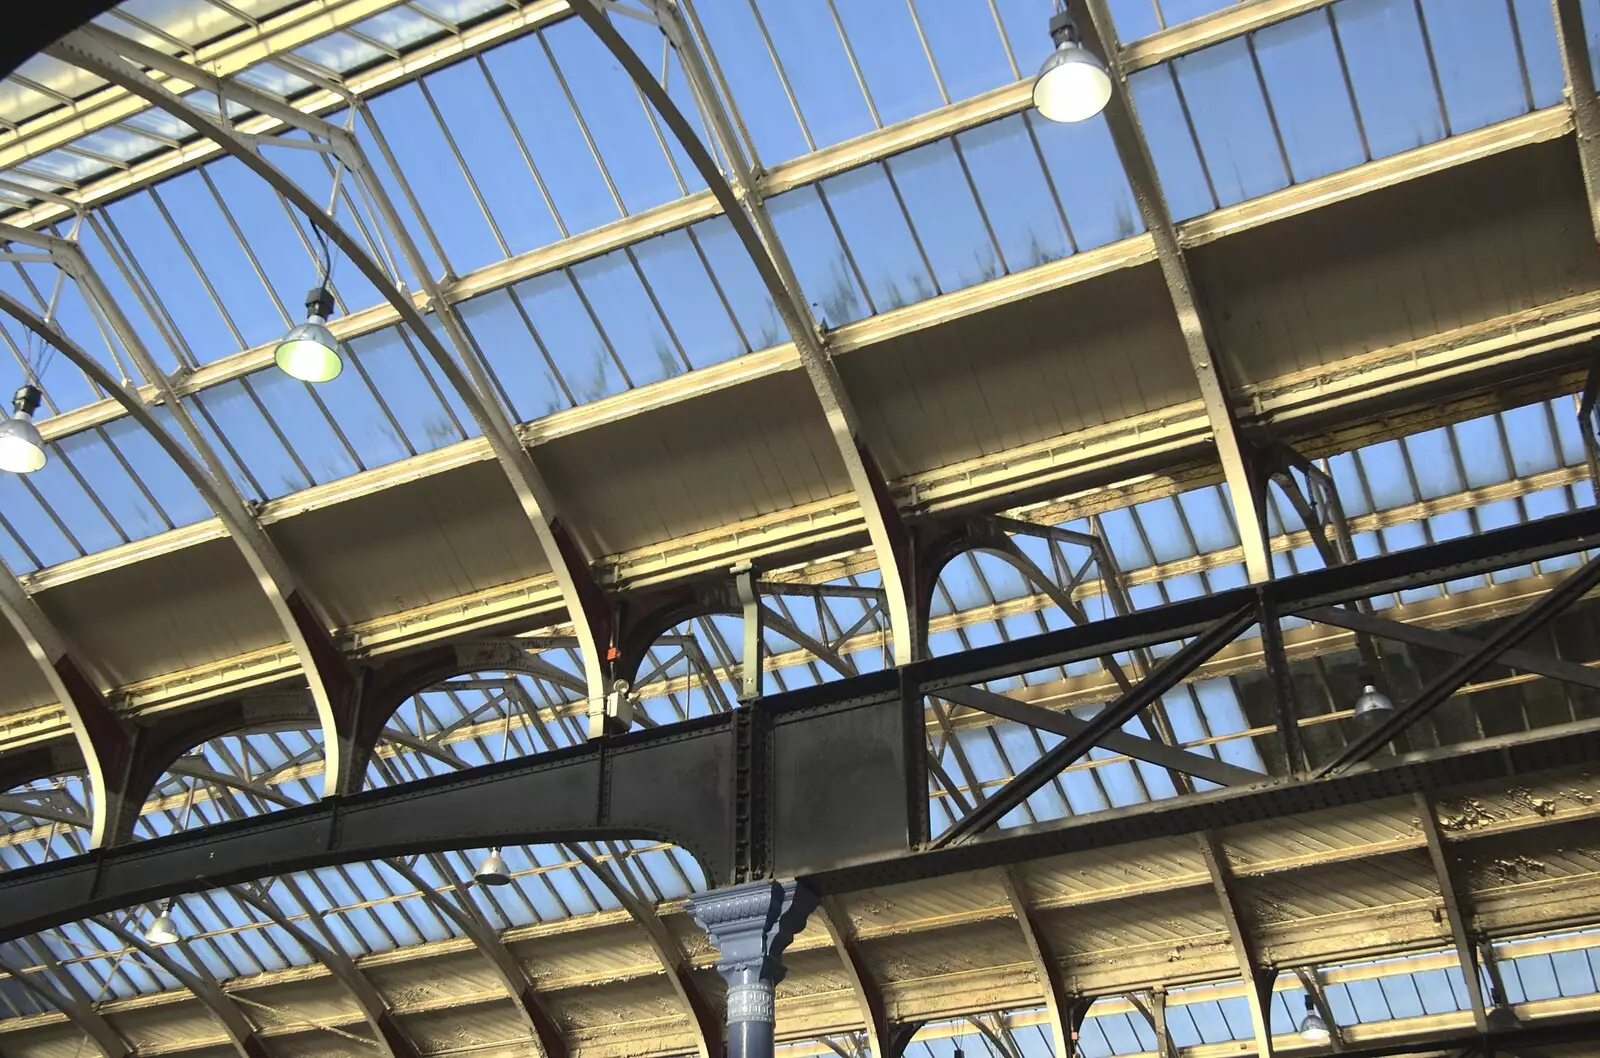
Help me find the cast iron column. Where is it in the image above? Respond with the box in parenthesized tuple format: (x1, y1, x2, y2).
(687, 880, 818, 1058)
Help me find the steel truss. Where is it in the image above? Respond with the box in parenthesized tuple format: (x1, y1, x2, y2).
(3, 504, 1599, 940)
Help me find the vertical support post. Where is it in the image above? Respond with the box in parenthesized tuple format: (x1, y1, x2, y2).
(687, 880, 819, 1058)
(736, 564, 764, 703)
(1199, 834, 1276, 1058)
(1553, 0, 1600, 237)
(1255, 588, 1305, 774)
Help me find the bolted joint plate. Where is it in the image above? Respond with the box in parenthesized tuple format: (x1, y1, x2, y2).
(686, 879, 818, 984)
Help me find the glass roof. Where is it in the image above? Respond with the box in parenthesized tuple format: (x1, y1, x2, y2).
(0, 0, 1590, 581)
(2, 0, 1600, 1052)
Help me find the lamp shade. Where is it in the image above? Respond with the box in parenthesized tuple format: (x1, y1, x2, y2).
(1299, 1008, 1331, 1043)
(1353, 683, 1394, 716)
(274, 318, 342, 383)
(145, 909, 180, 946)
(1033, 41, 1112, 122)
(475, 849, 512, 886)
(0, 413, 45, 474)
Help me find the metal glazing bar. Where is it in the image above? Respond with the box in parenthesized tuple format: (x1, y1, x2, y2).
(93, 914, 271, 1058)
(564, 844, 722, 1058)
(227, 884, 422, 1058)
(50, 27, 619, 728)
(377, 858, 569, 1058)
(0, 952, 131, 1058)
(0, 225, 365, 801)
(933, 684, 1263, 786)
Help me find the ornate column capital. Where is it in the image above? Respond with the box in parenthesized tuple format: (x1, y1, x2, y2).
(687, 879, 818, 984)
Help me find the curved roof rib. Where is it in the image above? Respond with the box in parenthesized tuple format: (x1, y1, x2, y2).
(570, 0, 919, 664)
(0, 277, 357, 838)
(45, 23, 618, 737)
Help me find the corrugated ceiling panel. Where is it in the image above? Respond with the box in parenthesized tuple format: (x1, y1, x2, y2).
(537, 370, 846, 558)
(268, 458, 548, 628)
(840, 262, 1197, 479)
(1195, 137, 1600, 386)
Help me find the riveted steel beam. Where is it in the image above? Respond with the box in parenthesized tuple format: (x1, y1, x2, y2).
(1076, 0, 1272, 585)
(48, 25, 618, 738)
(567, 0, 919, 666)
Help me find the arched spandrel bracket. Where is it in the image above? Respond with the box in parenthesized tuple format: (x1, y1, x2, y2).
(0, 559, 133, 848)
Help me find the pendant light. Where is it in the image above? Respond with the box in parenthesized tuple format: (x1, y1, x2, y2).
(1033, 5, 1112, 123)
(0, 384, 46, 474)
(275, 286, 342, 383)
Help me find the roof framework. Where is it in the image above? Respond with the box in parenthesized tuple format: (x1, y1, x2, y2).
(3, 0, 1600, 1055)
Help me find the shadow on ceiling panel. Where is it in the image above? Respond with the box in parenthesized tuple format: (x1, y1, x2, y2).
(1239, 849, 1442, 965)
(267, 459, 547, 630)
(837, 262, 1196, 480)
(33, 538, 282, 689)
(0, 621, 54, 717)
(536, 370, 847, 559)
(1193, 137, 1600, 387)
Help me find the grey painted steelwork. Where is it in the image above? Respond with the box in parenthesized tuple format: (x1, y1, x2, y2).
(687, 879, 818, 1058)
(3, 505, 1600, 939)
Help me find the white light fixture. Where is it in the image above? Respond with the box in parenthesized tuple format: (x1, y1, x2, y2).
(1353, 682, 1394, 717)
(275, 287, 342, 383)
(0, 384, 47, 474)
(145, 901, 180, 946)
(1033, 8, 1113, 123)
(1299, 995, 1330, 1042)
(475, 848, 512, 887)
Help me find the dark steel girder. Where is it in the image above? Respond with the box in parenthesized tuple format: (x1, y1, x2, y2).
(3, 506, 1600, 938)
